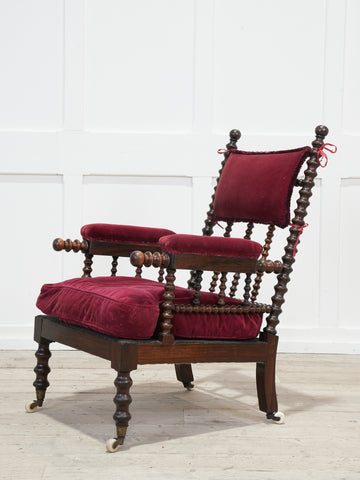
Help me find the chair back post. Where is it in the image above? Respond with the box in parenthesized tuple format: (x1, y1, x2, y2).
(264, 125, 329, 335)
(202, 129, 241, 237)
(188, 129, 241, 290)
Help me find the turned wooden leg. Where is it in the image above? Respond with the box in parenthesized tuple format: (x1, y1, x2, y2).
(110, 371, 133, 449)
(175, 364, 194, 390)
(26, 341, 52, 412)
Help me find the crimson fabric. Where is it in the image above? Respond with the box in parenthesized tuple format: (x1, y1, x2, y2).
(212, 147, 311, 228)
(81, 224, 175, 244)
(159, 234, 262, 259)
(36, 276, 262, 340)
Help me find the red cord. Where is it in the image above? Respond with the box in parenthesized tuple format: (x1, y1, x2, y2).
(289, 223, 309, 257)
(317, 143, 337, 168)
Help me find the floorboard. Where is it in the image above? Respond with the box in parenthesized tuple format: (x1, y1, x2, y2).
(1, 351, 359, 479)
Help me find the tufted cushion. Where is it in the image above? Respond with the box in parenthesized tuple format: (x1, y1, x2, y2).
(159, 234, 262, 258)
(212, 147, 311, 228)
(36, 277, 262, 340)
(81, 223, 175, 244)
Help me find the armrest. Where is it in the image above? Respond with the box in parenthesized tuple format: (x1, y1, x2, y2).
(52, 224, 175, 257)
(131, 234, 263, 273)
(131, 250, 260, 273)
(130, 235, 283, 274)
(159, 234, 262, 260)
(80, 223, 175, 244)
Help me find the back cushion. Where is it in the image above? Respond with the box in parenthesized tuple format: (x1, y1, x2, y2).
(212, 147, 311, 228)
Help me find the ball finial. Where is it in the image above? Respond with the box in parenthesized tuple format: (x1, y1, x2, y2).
(315, 125, 329, 138)
(229, 129, 241, 141)
(130, 250, 145, 267)
(53, 238, 65, 251)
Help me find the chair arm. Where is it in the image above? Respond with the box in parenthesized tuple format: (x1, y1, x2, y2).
(130, 250, 258, 273)
(52, 237, 165, 257)
(151, 233, 262, 272)
(53, 224, 176, 257)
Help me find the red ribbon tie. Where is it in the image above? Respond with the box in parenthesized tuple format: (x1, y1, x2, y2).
(290, 223, 308, 257)
(317, 143, 337, 168)
(207, 216, 224, 229)
(217, 148, 232, 154)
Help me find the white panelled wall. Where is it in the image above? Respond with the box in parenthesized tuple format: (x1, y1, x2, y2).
(0, 0, 359, 352)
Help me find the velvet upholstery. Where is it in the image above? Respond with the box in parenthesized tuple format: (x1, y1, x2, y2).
(81, 223, 175, 244)
(37, 277, 262, 340)
(159, 234, 262, 259)
(212, 147, 311, 228)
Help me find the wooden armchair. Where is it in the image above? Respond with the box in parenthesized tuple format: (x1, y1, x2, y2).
(26, 125, 332, 452)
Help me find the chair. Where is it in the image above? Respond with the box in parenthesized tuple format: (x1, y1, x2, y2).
(26, 125, 331, 452)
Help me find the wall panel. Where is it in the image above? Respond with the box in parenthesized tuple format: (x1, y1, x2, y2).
(84, 0, 194, 132)
(339, 178, 360, 329)
(0, 1, 63, 130)
(213, 0, 325, 134)
(0, 175, 63, 348)
(0, 0, 358, 353)
(342, 0, 360, 134)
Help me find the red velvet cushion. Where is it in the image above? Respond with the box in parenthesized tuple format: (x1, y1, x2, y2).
(81, 224, 175, 244)
(36, 277, 262, 340)
(212, 147, 311, 228)
(159, 234, 262, 259)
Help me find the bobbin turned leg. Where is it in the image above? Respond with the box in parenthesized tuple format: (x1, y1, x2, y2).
(175, 364, 194, 390)
(106, 371, 133, 453)
(25, 340, 52, 413)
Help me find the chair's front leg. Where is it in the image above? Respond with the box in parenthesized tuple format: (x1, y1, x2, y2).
(26, 340, 52, 412)
(106, 371, 133, 452)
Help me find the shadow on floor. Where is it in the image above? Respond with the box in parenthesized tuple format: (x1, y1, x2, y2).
(29, 365, 334, 449)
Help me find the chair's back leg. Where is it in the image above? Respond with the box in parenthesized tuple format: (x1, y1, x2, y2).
(256, 332, 278, 414)
(175, 364, 194, 390)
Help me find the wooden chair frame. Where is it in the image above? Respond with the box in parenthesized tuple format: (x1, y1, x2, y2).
(27, 126, 329, 452)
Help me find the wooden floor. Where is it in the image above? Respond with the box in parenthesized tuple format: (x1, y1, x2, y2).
(1, 350, 359, 479)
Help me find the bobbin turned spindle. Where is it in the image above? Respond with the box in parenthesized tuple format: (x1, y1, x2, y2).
(130, 250, 171, 269)
(52, 238, 89, 253)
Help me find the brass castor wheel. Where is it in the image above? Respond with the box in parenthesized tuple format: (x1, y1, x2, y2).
(266, 411, 285, 424)
(106, 438, 121, 453)
(25, 401, 38, 413)
(184, 382, 194, 391)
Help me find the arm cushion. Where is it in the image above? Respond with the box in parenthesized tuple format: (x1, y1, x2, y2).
(159, 234, 262, 259)
(81, 223, 175, 245)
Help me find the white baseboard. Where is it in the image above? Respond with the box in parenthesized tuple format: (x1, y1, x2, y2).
(1, 325, 359, 354)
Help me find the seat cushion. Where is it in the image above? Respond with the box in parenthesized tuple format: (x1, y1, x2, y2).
(36, 277, 262, 340)
(212, 147, 311, 228)
(159, 234, 262, 258)
(81, 223, 175, 244)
